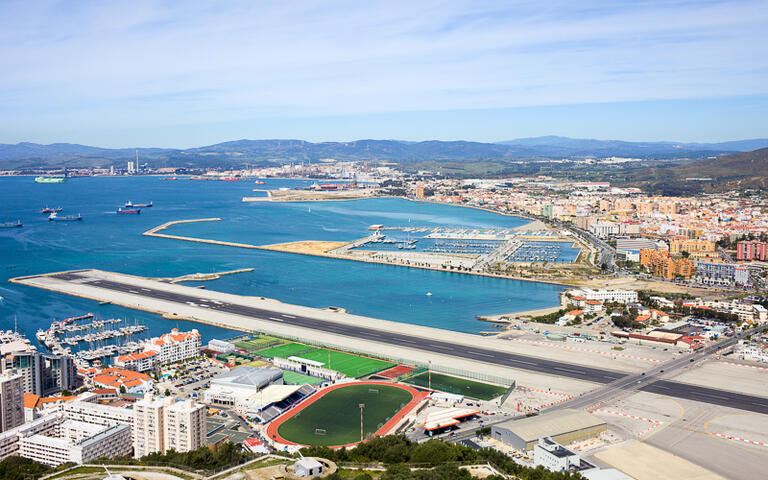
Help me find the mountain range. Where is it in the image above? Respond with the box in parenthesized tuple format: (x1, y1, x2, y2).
(2, 136, 768, 169)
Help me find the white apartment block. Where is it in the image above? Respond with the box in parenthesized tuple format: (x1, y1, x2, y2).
(567, 288, 638, 304)
(113, 350, 158, 372)
(133, 394, 205, 458)
(0, 371, 24, 433)
(144, 329, 201, 365)
(165, 399, 205, 454)
(59, 393, 133, 427)
(0, 413, 131, 466)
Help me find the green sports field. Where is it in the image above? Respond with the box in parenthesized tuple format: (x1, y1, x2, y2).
(282, 370, 324, 386)
(277, 384, 413, 446)
(404, 372, 508, 400)
(296, 349, 395, 378)
(256, 342, 318, 359)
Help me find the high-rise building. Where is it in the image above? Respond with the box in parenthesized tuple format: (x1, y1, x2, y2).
(0, 372, 24, 433)
(144, 329, 201, 365)
(737, 241, 768, 261)
(1, 347, 77, 397)
(132, 394, 205, 458)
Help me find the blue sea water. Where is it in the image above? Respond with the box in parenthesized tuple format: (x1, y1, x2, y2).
(0, 176, 565, 346)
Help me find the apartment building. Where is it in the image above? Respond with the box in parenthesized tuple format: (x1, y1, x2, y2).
(737, 241, 768, 261)
(0, 372, 23, 433)
(669, 238, 715, 255)
(0, 348, 78, 396)
(0, 413, 131, 466)
(133, 394, 205, 458)
(144, 329, 201, 365)
(640, 249, 695, 279)
(113, 351, 158, 373)
(567, 288, 639, 304)
(695, 262, 750, 286)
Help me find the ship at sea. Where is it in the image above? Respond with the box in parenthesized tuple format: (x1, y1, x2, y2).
(49, 213, 82, 222)
(0, 220, 22, 228)
(34, 176, 67, 184)
(117, 208, 141, 215)
(41, 206, 63, 213)
(125, 201, 152, 208)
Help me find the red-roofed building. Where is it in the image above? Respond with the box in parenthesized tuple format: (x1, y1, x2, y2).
(243, 437, 269, 454)
(145, 328, 201, 365)
(92, 368, 152, 393)
(114, 350, 158, 372)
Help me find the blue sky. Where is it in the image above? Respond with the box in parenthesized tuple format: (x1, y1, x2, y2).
(1, 0, 767, 147)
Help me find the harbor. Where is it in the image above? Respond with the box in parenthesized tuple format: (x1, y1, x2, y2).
(35, 312, 148, 365)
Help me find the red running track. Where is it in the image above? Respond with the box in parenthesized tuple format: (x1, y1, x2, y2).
(266, 381, 427, 448)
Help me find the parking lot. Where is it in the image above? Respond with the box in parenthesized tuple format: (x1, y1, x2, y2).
(157, 356, 229, 399)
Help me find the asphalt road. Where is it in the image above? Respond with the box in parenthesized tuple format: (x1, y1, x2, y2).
(48, 271, 768, 416)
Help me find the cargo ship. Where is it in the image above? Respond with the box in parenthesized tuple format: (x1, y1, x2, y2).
(125, 201, 152, 208)
(49, 213, 82, 221)
(117, 208, 141, 215)
(41, 206, 63, 213)
(0, 220, 22, 228)
(34, 176, 67, 184)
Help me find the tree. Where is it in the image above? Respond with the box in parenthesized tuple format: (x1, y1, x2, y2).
(164, 388, 171, 396)
(409, 440, 457, 464)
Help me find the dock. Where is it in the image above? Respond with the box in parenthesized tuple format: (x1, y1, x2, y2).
(8, 269, 634, 393)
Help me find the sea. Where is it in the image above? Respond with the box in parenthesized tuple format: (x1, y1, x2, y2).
(0, 176, 565, 348)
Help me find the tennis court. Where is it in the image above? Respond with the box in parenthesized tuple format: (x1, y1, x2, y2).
(404, 372, 508, 400)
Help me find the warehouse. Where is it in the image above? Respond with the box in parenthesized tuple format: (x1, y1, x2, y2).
(491, 409, 606, 452)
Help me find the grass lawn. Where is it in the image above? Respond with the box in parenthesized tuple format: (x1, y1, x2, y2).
(296, 349, 395, 378)
(235, 335, 284, 352)
(277, 384, 413, 446)
(404, 372, 508, 400)
(256, 342, 317, 359)
(282, 370, 324, 385)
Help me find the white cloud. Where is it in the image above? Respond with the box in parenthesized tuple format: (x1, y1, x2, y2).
(0, 0, 766, 142)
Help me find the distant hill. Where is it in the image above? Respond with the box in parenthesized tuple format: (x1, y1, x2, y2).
(1, 136, 766, 169)
(497, 136, 768, 158)
(617, 147, 768, 194)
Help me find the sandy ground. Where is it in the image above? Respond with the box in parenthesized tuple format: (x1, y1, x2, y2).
(669, 361, 768, 397)
(566, 275, 736, 297)
(595, 441, 725, 480)
(259, 240, 351, 255)
(268, 189, 377, 202)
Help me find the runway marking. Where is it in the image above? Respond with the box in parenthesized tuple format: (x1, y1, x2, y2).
(268, 317, 285, 322)
(554, 367, 584, 374)
(467, 351, 494, 357)
(282, 314, 296, 318)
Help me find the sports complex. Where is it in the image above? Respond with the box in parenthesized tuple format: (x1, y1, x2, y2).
(267, 381, 427, 447)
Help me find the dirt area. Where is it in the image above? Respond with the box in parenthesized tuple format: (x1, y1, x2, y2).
(563, 275, 736, 298)
(259, 241, 351, 255)
(595, 441, 725, 480)
(669, 361, 768, 397)
(268, 189, 376, 202)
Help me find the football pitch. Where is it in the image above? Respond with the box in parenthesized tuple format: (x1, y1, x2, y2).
(404, 372, 508, 400)
(276, 383, 413, 446)
(297, 349, 395, 378)
(256, 342, 318, 359)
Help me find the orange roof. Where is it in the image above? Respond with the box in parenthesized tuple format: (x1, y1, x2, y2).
(92, 367, 151, 389)
(93, 388, 117, 395)
(585, 300, 602, 305)
(567, 310, 584, 316)
(24, 393, 41, 409)
(636, 314, 651, 322)
(39, 395, 76, 405)
(117, 350, 158, 362)
(572, 296, 587, 301)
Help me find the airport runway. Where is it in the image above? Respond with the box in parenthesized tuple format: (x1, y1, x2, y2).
(18, 270, 768, 415)
(50, 271, 624, 384)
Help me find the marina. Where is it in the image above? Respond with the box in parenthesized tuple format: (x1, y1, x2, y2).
(35, 312, 148, 365)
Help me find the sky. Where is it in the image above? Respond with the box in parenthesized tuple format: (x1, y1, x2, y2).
(1, 0, 767, 148)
